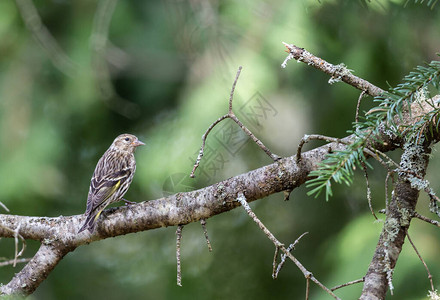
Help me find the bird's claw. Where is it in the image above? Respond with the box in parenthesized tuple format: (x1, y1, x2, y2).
(122, 198, 136, 206)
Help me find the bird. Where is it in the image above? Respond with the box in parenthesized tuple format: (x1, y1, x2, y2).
(78, 134, 145, 233)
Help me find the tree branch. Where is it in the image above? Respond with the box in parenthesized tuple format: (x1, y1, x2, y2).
(1, 63, 438, 295)
(0, 123, 400, 296)
(0, 243, 72, 295)
(360, 142, 431, 299)
(281, 43, 385, 97)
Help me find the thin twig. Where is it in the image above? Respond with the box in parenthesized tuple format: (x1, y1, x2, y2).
(0, 201, 10, 212)
(398, 169, 440, 205)
(370, 148, 399, 169)
(229, 114, 279, 161)
(296, 133, 392, 169)
(191, 67, 279, 177)
(200, 219, 212, 252)
(13, 224, 21, 267)
(236, 193, 283, 248)
(281, 42, 384, 97)
(305, 277, 310, 300)
(296, 132, 395, 170)
(406, 231, 434, 292)
(356, 90, 367, 123)
(361, 162, 377, 220)
(296, 134, 343, 162)
(176, 225, 184, 287)
(0, 258, 31, 267)
(283, 189, 292, 201)
(331, 277, 365, 291)
(0, 224, 26, 268)
(236, 193, 340, 300)
(413, 212, 440, 227)
(272, 246, 280, 278)
(362, 148, 385, 169)
(273, 232, 309, 279)
(426, 189, 440, 203)
(229, 66, 242, 113)
(385, 172, 393, 214)
(296, 133, 396, 221)
(378, 209, 386, 215)
(190, 114, 229, 177)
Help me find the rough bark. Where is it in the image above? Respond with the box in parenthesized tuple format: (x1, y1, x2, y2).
(0, 98, 437, 296)
(360, 142, 431, 299)
(0, 129, 398, 296)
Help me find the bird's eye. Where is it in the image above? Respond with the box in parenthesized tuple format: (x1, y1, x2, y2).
(124, 137, 130, 142)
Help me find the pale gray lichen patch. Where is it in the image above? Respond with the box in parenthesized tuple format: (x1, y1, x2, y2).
(429, 200, 440, 218)
(398, 207, 411, 227)
(328, 63, 353, 85)
(384, 217, 399, 242)
(399, 142, 427, 175)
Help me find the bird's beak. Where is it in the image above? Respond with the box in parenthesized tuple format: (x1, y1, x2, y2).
(133, 139, 145, 147)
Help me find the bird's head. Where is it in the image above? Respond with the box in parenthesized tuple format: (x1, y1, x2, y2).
(111, 134, 145, 153)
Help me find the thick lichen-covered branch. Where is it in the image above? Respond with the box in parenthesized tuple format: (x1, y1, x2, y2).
(360, 142, 431, 300)
(0, 120, 402, 296)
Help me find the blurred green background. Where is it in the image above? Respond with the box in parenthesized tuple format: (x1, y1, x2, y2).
(1, 0, 440, 299)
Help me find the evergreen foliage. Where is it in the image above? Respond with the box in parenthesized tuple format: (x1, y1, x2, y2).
(307, 59, 440, 200)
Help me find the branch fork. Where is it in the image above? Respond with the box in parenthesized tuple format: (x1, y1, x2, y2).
(191, 66, 280, 178)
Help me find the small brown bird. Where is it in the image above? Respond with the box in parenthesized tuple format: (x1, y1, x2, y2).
(78, 134, 145, 233)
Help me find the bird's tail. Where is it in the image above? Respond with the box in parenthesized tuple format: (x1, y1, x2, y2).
(78, 208, 105, 233)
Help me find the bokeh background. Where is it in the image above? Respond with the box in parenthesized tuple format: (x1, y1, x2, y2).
(1, 0, 440, 299)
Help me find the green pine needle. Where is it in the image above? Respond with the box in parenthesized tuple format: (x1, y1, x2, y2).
(307, 59, 440, 201)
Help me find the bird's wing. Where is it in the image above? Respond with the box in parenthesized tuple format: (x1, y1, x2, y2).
(85, 168, 132, 215)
